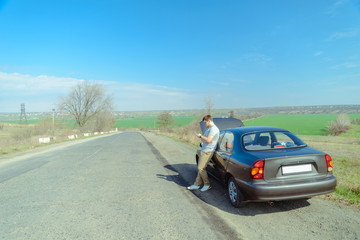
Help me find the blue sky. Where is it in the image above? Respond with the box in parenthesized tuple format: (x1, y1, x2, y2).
(0, 0, 359, 112)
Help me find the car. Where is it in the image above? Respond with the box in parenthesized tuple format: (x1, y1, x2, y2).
(196, 117, 337, 207)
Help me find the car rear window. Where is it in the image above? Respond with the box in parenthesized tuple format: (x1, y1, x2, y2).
(242, 131, 306, 151)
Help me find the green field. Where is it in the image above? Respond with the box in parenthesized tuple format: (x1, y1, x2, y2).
(0, 119, 40, 124)
(2, 113, 360, 136)
(243, 114, 360, 136)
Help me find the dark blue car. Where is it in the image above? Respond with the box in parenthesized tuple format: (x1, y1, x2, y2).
(196, 118, 337, 207)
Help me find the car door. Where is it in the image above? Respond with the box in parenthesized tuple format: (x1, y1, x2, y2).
(209, 131, 234, 181)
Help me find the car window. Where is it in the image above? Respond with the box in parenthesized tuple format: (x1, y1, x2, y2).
(218, 131, 234, 153)
(217, 132, 225, 151)
(243, 131, 306, 151)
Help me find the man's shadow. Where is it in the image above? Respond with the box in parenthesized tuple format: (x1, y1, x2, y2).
(157, 164, 192, 187)
(157, 163, 311, 216)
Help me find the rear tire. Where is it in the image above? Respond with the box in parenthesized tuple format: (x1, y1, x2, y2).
(228, 177, 245, 208)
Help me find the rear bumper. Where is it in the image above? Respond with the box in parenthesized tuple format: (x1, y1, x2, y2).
(237, 175, 337, 201)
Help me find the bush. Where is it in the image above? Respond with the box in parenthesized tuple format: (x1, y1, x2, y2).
(168, 120, 202, 147)
(92, 111, 116, 132)
(33, 118, 54, 135)
(11, 126, 34, 142)
(327, 114, 352, 136)
(353, 118, 360, 125)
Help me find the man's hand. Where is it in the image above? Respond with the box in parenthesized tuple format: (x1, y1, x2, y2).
(198, 134, 214, 143)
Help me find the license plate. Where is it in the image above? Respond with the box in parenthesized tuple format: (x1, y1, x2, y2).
(282, 164, 312, 174)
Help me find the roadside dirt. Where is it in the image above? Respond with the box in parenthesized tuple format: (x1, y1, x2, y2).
(142, 131, 360, 240)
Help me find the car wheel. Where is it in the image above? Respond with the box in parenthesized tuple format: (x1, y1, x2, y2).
(228, 177, 245, 208)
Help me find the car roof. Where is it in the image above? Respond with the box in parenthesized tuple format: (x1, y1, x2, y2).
(225, 126, 288, 134)
(200, 117, 244, 133)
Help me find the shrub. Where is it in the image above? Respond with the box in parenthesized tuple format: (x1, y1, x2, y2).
(353, 118, 360, 125)
(92, 111, 116, 132)
(326, 114, 352, 136)
(169, 120, 202, 146)
(11, 126, 34, 142)
(33, 118, 54, 135)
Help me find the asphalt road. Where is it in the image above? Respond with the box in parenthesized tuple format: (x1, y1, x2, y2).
(0, 132, 359, 240)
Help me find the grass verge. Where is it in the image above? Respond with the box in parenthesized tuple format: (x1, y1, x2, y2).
(328, 155, 360, 205)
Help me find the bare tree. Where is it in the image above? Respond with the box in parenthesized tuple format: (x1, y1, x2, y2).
(204, 95, 214, 115)
(157, 111, 174, 129)
(58, 81, 114, 129)
(229, 110, 235, 118)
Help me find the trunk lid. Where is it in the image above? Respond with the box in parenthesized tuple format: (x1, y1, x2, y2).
(248, 147, 328, 181)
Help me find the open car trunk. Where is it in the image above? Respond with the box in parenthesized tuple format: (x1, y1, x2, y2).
(200, 117, 244, 134)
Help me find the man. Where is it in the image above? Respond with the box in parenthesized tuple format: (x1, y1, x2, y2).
(187, 115, 220, 192)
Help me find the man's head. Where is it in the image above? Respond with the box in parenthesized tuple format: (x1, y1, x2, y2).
(202, 115, 213, 128)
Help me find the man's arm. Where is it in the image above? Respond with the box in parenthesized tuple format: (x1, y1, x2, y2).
(203, 134, 214, 144)
(197, 134, 214, 144)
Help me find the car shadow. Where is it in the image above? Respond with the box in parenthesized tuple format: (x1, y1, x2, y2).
(157, 163, 311, 216)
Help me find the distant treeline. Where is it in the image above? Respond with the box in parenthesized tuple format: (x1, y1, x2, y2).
(215, 105, 360, 117)
(1, 105, 359, 121)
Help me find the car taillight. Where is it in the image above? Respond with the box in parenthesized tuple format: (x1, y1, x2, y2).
(325, 154, 333, 172)
(250, 159, 265, 179)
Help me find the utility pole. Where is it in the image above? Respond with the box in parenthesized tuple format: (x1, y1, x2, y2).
(19, 103, 27, 124)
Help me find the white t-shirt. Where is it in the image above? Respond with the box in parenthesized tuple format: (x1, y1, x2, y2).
(201, 124, 220, 152)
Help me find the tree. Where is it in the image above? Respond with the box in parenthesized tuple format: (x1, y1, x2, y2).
(229, 110, 235, 118)
(58, 81, 114, 129)
(204, 95, 214, 115)
(156, 111, 174, 129)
